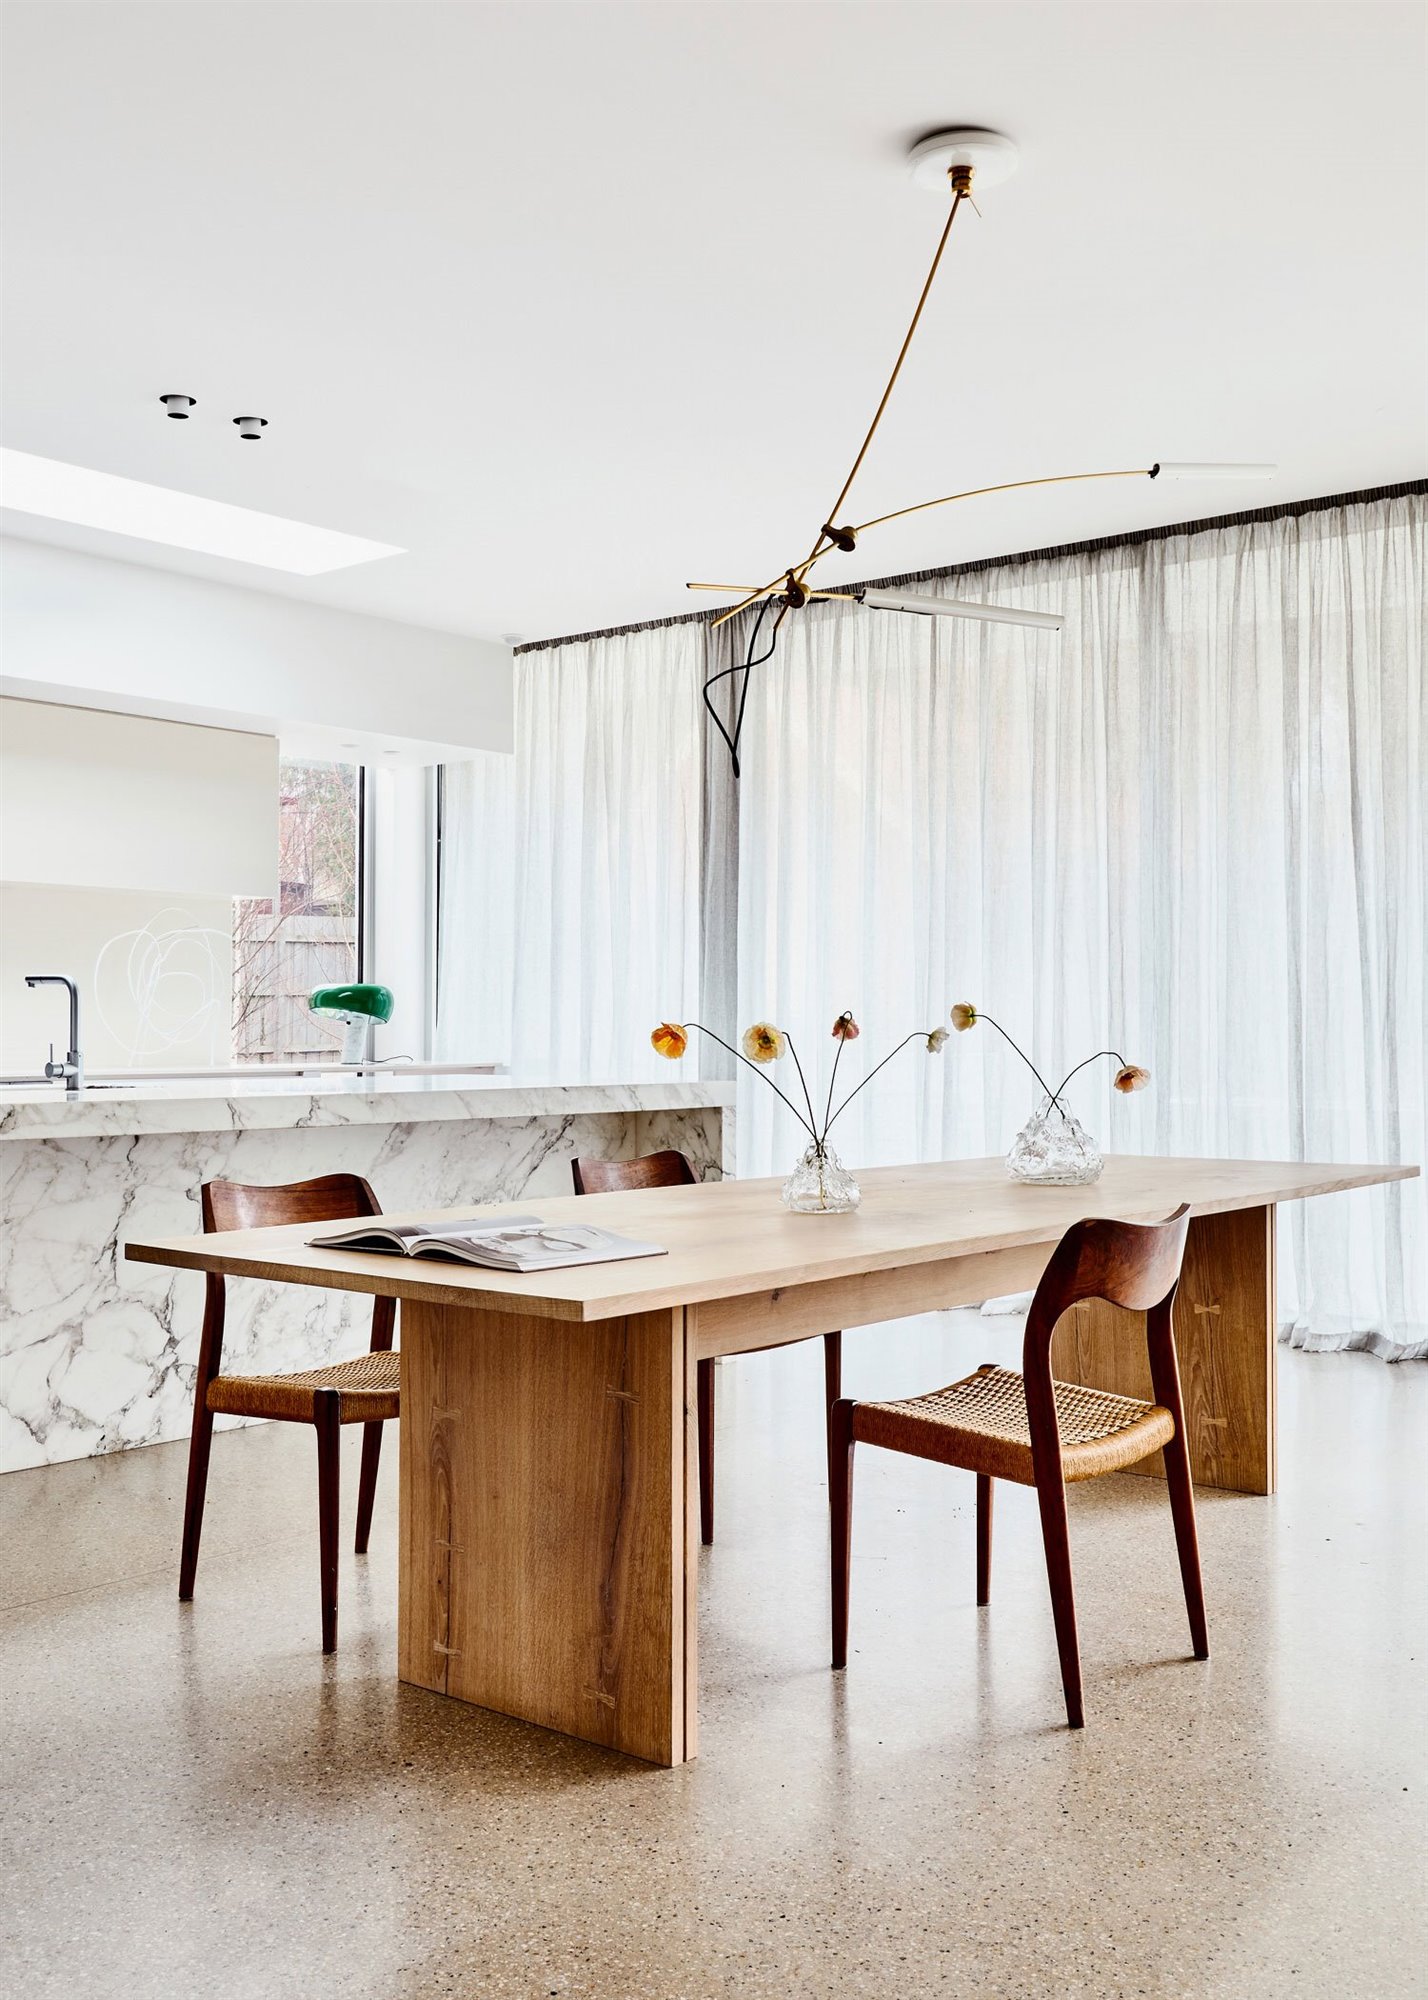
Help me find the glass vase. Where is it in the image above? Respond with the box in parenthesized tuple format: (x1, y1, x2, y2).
(782, 1142, 861, 1214)
(1005, 1096, 1103, 1186)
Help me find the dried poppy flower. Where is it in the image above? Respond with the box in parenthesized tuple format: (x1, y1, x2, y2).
(950, 1003, 978, 1032)
(742, 1022, 786, 1064)
(925, 1027, 949, 1053)
(1114, 1063, 1150, 1093)
(831, 1012, 860, 1040)
(651, 1022, 689, 1060)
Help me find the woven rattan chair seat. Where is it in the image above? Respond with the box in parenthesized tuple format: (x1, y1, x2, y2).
(206, 1349, 400, 1424)
(854, 1363, 1174, 1485)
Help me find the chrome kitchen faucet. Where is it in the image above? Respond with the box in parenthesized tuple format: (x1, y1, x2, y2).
(24, 975, 84, 1094)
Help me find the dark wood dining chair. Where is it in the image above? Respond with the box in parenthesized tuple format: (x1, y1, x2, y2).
(830, 1204, 1206, 1727)
(571, 1150, 843, 1546)
(178, 1173, 399, 1654)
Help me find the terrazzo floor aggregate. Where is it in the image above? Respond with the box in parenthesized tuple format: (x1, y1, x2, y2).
(1, 1310, 1423, 2000)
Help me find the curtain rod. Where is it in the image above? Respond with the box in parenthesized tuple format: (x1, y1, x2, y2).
(514, 477, 1427, 655)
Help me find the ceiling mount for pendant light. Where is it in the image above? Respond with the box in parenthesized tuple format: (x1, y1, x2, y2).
(691, 126, 1275, 775)
(906, 127, 1021, 194)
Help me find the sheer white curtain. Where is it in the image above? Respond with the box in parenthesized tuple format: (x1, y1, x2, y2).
(494, 623, 706, 1079)
(734, 492, 1426, 1360)
(434, 751, 516, 1065)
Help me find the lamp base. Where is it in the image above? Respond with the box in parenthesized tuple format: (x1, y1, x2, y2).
(340, 1016, 372, 1065)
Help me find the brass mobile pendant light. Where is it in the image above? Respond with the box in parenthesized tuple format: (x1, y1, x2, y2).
(692, 128, 1274, 773)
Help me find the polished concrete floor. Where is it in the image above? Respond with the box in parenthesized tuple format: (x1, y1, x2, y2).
(2, 1310, 1425, 2000)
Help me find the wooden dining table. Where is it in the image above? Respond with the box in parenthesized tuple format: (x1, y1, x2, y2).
(127, 1153, 1415, 1766)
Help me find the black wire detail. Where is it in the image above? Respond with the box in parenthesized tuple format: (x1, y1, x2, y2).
(701, 597, 778, 780)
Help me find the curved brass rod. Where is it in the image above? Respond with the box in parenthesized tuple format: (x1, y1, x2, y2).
(781, 466, 1156, 595)
(820, 189, 967, 535)
(699, 183, 978, 631)
(703, 580, 859, 628)
(708, 574, 789, 629)
(779, 186, 970, 601)
(852, 465, 1153, 539)
(700, 470, 1156, 626)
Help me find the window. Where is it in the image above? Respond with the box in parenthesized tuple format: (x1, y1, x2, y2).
(232, 760, 363, 1063)
(433, 756, 515, 1066)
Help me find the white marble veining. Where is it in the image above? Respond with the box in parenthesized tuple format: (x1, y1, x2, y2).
(0, 1079, 732, 1471)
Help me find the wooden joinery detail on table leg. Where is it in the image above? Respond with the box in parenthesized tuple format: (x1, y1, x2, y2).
(399, 1300, 694, 1766)
(1049, 1203, 1276, 1495)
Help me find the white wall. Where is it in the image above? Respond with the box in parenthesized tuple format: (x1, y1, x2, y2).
(1, 697, 277, 897)
(0, 536, 514, 763)
(0, 885, 234, 1074)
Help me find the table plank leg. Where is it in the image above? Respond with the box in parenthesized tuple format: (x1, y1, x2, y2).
(399, 1299, 694, 1765)
(1050, 1203, 1276, 1495)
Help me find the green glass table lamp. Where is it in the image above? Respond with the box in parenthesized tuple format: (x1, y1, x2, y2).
(308, 982, 394, 1065)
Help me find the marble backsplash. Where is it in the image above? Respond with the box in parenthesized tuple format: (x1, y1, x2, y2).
(0, 1101, 726, 1470)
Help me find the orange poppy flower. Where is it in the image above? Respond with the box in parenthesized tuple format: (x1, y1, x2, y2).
(831, 1012, 860, 1040)
(1113, 1064, 1150, 1093)
(651, 1022, 689, 1060)
(950, 1003, 978, 1032)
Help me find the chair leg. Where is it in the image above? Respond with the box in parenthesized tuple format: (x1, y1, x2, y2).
(822, 1330, 842, 1489)
(976, 1473, 993, 1606)
(829, 1399, 856, 1669)
(178, 1398, 216, 1601)
(1034, 1473, 1084, 1727)
(1148, 1299, 1210, 1663)
(354, 1419, 384, 1556)
(697, 1356, 715, 1546)
(314, 1389, 341, 1654)
(1163, 1422, 1210, 1660)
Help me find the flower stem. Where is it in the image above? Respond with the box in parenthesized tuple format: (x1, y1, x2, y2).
(823, 1031, 932, 1139)
(1049, 1049, 1128, 1104)
(679, 1023, 817, 1139)
(975, 1014, 1065, 1112)
(822, 1031, 849, 1142)
(783, 1034, 823, 1144)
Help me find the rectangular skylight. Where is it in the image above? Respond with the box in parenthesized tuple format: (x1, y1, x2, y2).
(0, 448, 404, 575)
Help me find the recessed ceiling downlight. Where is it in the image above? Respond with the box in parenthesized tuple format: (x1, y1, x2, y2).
(0, 448, 404, 575)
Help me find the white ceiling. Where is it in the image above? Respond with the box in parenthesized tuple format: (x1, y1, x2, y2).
(2, 2, 1423, 646)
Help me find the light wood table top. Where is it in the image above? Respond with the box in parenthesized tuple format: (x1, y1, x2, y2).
(125, 1154, 1416, 1322)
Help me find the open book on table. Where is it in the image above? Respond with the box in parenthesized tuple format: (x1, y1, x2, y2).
(306, 1214, 667, 1274)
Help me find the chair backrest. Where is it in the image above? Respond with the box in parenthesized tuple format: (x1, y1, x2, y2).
(1016, 1205, 1192, 1481)
(201, 1172, 383, 1234)
(195, 1174, 392, 1374)
(571, 1151, 698, 1196)
(1023, 1204, 1191, 1374)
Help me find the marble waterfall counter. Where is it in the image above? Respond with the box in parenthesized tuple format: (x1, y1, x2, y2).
(0, 1073, 733, 1469)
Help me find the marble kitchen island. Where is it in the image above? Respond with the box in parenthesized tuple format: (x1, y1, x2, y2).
(0, 1072, 733, 1469)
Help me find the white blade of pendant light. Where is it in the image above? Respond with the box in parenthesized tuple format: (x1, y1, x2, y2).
(1149, 462, 1277, 479)
(860, 588, 1063, 631)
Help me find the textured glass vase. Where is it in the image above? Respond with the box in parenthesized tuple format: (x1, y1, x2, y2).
(1006, 1096, 1103, 1185)
(782, 1142, 861, 1214)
